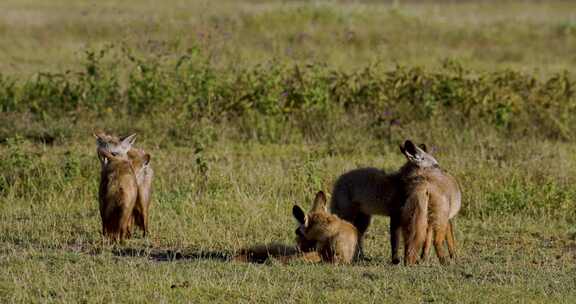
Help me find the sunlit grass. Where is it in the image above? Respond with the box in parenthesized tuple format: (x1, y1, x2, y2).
(1, 0, 576, 75)
(1, 0, 576, 302)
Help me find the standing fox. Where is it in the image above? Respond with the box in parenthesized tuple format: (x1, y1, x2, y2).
(97, 147, 139, 241)
(398, 140, 461, 265)
(330, 140, 461, 265)
(94, 132, 154, 237)
(293, 191, 359, 264)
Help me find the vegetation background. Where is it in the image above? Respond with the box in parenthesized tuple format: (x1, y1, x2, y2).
(1, 0, 575, 302)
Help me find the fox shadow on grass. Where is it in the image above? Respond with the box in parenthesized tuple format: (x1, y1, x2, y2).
(110, 244, 388, 265)
(110, 243, 299, 263)
(111, 247, 232, 262)
(110, 242, 329, 264)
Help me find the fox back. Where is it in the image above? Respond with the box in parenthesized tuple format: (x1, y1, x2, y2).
(328, 166, 408, 264)
(330, 167, 405, 217)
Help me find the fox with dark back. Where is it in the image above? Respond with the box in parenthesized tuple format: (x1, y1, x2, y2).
(329, 140, 461, 265)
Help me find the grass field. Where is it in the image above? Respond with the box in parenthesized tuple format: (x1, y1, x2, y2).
(2, 0, 576, 75)
(1, 0, 576, 303)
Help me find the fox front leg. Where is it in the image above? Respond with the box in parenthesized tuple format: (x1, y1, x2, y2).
(390, 215, 402, 265)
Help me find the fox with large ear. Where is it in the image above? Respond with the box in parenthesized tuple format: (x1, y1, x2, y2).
(94, 132, 137, 167)
(231, 193, 321, 264)
(293, 191, 359, 264)
(329, 139, 461, 265)
(93, 131, 154, 237)
(399, 140, 439, 170)
(97, 147, 138, 242)
(398, 140, 461, 265)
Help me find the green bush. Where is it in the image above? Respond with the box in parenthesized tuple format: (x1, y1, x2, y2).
(1, 47, 575, 140)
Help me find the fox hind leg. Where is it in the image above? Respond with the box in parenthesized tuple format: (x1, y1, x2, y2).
(433, 222, 450, 265)
(403, 193, 428, 266)
(421, 226, 433, 262)
(446, 220, 457, 260)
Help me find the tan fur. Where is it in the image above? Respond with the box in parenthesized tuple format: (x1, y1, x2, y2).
(127, 148, 153, 237)
(329, 140, 461, 265)
(294, 191, 359, 264)
(98, 148, 138, 242)
(399, 141, 461, 265)
(94, 131, 154, 237)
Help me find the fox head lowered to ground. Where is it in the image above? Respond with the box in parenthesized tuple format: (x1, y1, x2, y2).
(230, 193, 322, 264)
(293, 191, 359, 264)
(293, 191, 331, 242)
(292, 192, 325, 253)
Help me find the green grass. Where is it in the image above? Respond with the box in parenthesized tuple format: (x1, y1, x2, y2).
(2, 0, 576, 76)
(1, 0, 576, 303)
(1, 130, 576, 302)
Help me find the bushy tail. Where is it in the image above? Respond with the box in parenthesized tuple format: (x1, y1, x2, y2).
(404, 188, 429, 265)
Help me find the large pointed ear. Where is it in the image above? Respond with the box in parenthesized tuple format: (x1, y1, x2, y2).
(402, 140, 418, 158)
(120, 133, 136, 149)
(292, 205, 306, 225)
(311, 191, 327, 212)
(404, 140, 417, 155)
